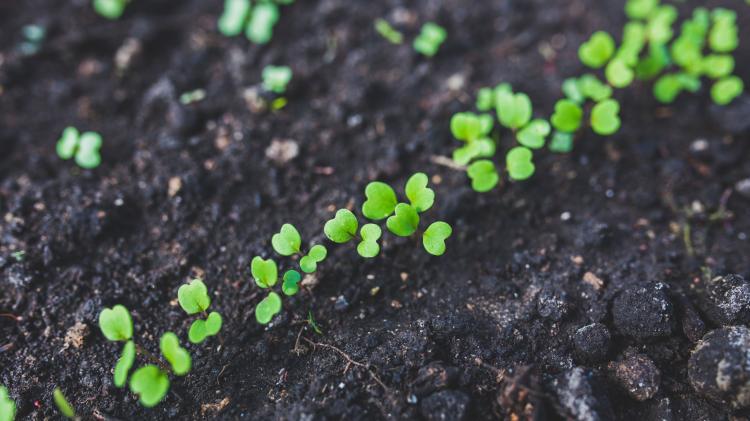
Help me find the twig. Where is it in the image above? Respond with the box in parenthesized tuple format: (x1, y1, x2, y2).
(301, 337, 389, 392)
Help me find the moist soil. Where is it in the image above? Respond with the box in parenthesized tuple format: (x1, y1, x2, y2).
(1, 0, 750, 420)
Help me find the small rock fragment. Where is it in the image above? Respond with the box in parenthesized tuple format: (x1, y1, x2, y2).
(697, 274, 750, 326)
(411, 362, 459, 396)
(612, 282, 674, 340)
(419, 390, 469, 421)
(688, 326, 750, 409)
(608, 351, 660, 401)
(265, 139, 299, 165)
(736, 178, 750, 199)
(63, 321, 89, 350)
(573, 323, 610, 363)
(553, 367, 615, 421)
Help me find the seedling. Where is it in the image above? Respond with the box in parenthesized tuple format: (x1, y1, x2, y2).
(386, 203, 419, 237)
(56, 127, 103, 169)
(551, 100, 583, 133)
(217, 0, 293, 44)
(549, 132, 574, 153)
(262, 65, 292, 94)
(129, 365, 169, 408)
(255, 291, 282, 324)
(282, 270, 301, 296)
(324, 209, 359, 243)
(405, 172, 435, 212)
(53, 388, 76, 419)
(517, 119, 551, 149)
(506, 147, 535, 181)
(711, 76, 744, 105)
(0, 386, 15, 421)
(605, 58, 635, 88)
(272, 224, 301, 256)
(590, 99, 621, 135)
(357, 224, 382, 258)
(160, 333, 191, 375)
(450, 112, 495, 165)
(218, 0, 252, 36)
(362, 182, 398, 220)
(375, 19, 403, 44)
(300, 245, 327, 273)
(307, 311, 323, 334)
(467, 160, 499, 192)
(423, 222, 452, 256)
(246, 2, 280, 44)
(579, 31, 615, 69)
(93, 0, 128, 20)
(413, 22, 447, 57)
(496, 90, 532, 129)
(251, 256, 278, 288)
(625, 0, 659, 20)
(178, 279, 223, 344)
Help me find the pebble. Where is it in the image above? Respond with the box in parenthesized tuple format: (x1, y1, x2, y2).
(573, 323, 610, 363)
(553, 367, 615, 421)
(608, 351, 660, 401)
(419, 390, 469, 421)
(612, 282, 674, 340)
(736, 178, 750, 199)
(688, 326, 750, 409)
(696, 274, 750, 326)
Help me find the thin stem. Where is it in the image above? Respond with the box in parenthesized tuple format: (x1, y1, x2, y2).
(135, 344, 170, 372)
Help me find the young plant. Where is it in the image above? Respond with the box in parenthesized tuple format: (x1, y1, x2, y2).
(0, 386, 15, 421)
(53, 388, 76, 420)
(178, 279, 223, 344)
(217, 0, 293, 44)
(375, 19, 403, 44)
(56, 127, 102, 169)
(413, 22, 447, 57)
(93, 0, 128, 20)
(19, 24, 45, 56)
(262, 65, 292, 94)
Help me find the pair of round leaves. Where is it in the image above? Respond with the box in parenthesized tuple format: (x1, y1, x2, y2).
(93, 0, 128, 20)
(129, 365, 169, 408)
(625, 0, 658, 20)
(551, 100, 583, 133)
(271, 224, 328, 273)
(579, 31, 615, 69)
(256, 291, 282, 324)
(323, 210, 382, 258)
(99, 304, 133, 342)
(467, 160, 499, 192)
(246, 2, 280, 44)
(262, 65, 292, 94)
(218, 0, 251, 36)
(712, 76, 744, 106)
(450, 112, 493, 142)
(506, 147, 536, 181)
(590, 99, 622, 136)
(160, 332, 191, 376)
(605, 58, 634, 88)
(188, 312, 223, 344)
(517, 119, 550, 149)
(653, 73, 700, 104)
(177, 279, 223, 343)
(362, 173, 434, 220)
(251, 256, 278, 288)
(496, 90, 532, 130)
(56, 127, 103, 169)
(0, 386, 16, 421)
(413, 22, 447, 57)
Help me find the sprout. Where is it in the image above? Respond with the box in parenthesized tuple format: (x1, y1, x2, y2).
(374, 19, 403, 44)
(549, 132, 574, 153)
(590, 99, 621, 135)
(251, 257, 278, 288)
(188, 312, 223, 344)
(405, 172, 435, 212)
(701, 55, 734, 79)
(450, 112, 495, 165)
(357, 224, 382, 258)
(56, 127, 103, 169)
(53, 388, 76, 419)
(711, 76, 744, 105)
(562, 78, 585, 104)
(362, 182, 398, 220)
(262, 65, 292, 94)
(647, 5, 678, 45)
(246, 2, 280, 44)
(517, 119, 551, 149)
(605, 58, 635, 88)
(506, 146, 535, 181)
(476, 87, 495, 111)
(496, 90, 532, 129)
(255, 291, 282, 324)
(616, 22, 646, 66)
(178, 279, 223, 344)
(466, 160, 499, 192)
(578, 31, 615, 69)
(578, 74, 613, 101)
(114, 340, 135, 388)
(625, 0, 659, 20)
(99, 305, 133, 342)
(129, 365, 170, 408)
(413, 22, 447, 57)
(423, 222, 452, 256)
(0, 386, 15, 421)
(282, 270, 301, 296)
(218, 0, 251, 36)
(635, 45, 669, 80)
(551, 100, 583, 133)
(93, 0, 128, 20)
(324, 209, 359, 243)
(159, 333, 191, 376)
(300, 244, 327, 273)
(271, 224, 301, 256)
(386, 203, 419, 237)
(709, 9, 738, 53)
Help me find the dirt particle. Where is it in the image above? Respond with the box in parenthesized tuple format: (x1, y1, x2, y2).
(582, 272, 604, 290)
(168, 177, 182, 197)
(697, 274, 750, 326)
(200, 397, 230, 416)
(573, 323, 610, 363)
(612, 282, 675, 340)
(608, 351, 660, 401)
(63, 321, 89, 350)
(265, 139, 299, 165)
(689, 326, 750, 409)
(390, 300, 403, 309)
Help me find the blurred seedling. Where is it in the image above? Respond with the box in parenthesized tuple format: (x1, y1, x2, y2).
(53, 388, 77, 420)
(18, 24, 45, 56)
(56, 127, 102, 169)
(93, 0, 129, 20)
(375, 19, 403, 44)
(413, 22, 447, 57)
(218, 0, 294, 44)
(0, 386, 15, 421)
(178, 279, 223, 344)
(262, 65, 292, 94)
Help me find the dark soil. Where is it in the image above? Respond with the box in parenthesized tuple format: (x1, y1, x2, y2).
(1, 0, 750, 420)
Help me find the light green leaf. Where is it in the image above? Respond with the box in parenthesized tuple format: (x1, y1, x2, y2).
(99, 305, 133, 342)
(578, 74, 613, 101)
(255, 292, 282, 324)
(413, 22, 447, 57)
(423, 221, 452, 256)
(251, 256, 278, 288)
(605, 58, 634, 88)
(262, 65, 292, 94)
(271, 223, 301, 256)
(386, 204, 419, 237)
(160, 332, 191, 376)
(711, 76, 744, 106)
(324, 209, 359, 243)
(300, 244, 327, 273)
(551, 100, 583, 133)
(405, 172, 434, 213)
(466, 160, 499, 193)
(590, 99, 621, 135)
(56, 126, 79, 160)
(177, 278, 211, 315)
(702, 55, 734, 79)
(114, 340, 135, 388)
(129, 365, 170, 408)
(93, 0, 127, 20)
(362, 182, 397, 220)
(75, 132, 102, 169)
(245, 2, 279, 44)
(578, 31, 615, 68)
(625, 0, 658, 20)
(218, 0, 252, 37)
(53, 388, 76, 419)
(549, 132, 574, 153)
(506, 147, 536, 181)
(496, 90, 532, 129)
(517, 119, 550, 149)
(450, 112, 482, 141)
(0, 386, 15, 421)
(357, 224, 381, 258)
(282, 270, 301, 296)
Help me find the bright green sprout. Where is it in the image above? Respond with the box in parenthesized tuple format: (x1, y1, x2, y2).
(590, 99, 621, 135)
(99, 304, 133, 342)
(506, 147, 535, 181)
(159, 333, 191, 376)
(616, 22, 646, 66)
(423, 222, 452, 256)
(251, 257, 278, 288)
(56, 127, 103, 169)
(578, 31, 615, 69)
(711, 76, 744, 105)
(701, 55, 734, 79)
(496, 90, 532, 129)
(635, 45, 669, 80)
(362, 182, 398, 220)
(246, 2, 280, 44)
(300, 244, 327, 273)
(177, 278, 211, 315)
(551, 100, 583, 133)
(405, 172, 435, 212)
(282, 270, 301, 296)
(11, 251, 25, 262)
(517, 119, 551, 149)
(114, 340, 135, 388)
(647, 5, 678, 45)
(549, 132, 574, 153)
(625, 0, 659, 20)
(386, 204, 419, 237)
(271, 223, 301, 256)
(578, 74, 613, 101)
(450, 112, 485, 141)
(129, 365, 170, 408)
(413, 22, 447, 57)
(466, 160, 499, 192)
(179, 89, 206, 105)
(262, 65, 292, 94)
(255, 291, 282, 324)
(218, 0, 251, 36)
(357, 224, 382, 258)
(53, 388, 76, 419)
(188, 312, 223, 344)
(709, 9, 738, 53)
(375, 19, 403, 44)
(324, 209, 359, 243)
(307, 311, 323, 334)
(93, 0, 128, 20)
(605, 58, 635, 88)
(450, 112, 494, 165)
(562, 78, 585, 104)
(476, 87, 495, 111)
(653, 73, 685, 103)
(0, 386, 15, 421)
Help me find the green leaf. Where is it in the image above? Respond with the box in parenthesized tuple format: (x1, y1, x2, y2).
(413, 22, 447, 57)
(357, 223, 381, 258)
(205, 312, 223, 335)
(506, 147, 536, 181)
(496, 90, 532, 129)
(562, 78, 584, 104)
(635, 45, 669, 80)
(282, 270, 301, 296)
(702, 55, 734, 79)
(386, 203, 419, 237)
(466, 160, 499, 193)
(300, 244, 327, 273)
(75, 131, 103, 169)
(517, 119, 550, 149)
(262, 65, 292, 94)
(711, 76, 744, 106)
(374, 19, 403, 44)
(114, 340, 135, 388)
(578, 74, 612, 101)
(653, 74, 683, 103)
(362, 182, 397, 220)
(177, 278, 211, 315)
(450, 112, 482, 141)
(617, 22, 646, 66)
(578, 31, 615, 68)
(93, 0, 127, 19)
(605, 58, 634, 88)
(452, 142, 480, 166)
(625, 0, 658, 20)
(476, 87, 495, 111)
(709, 14, 738, 53)
(549, 132, 574, 153)
(255, 291, 282, 324)
(53, 388, 76, 419)
(56, 126, 79, 160)
(551, 100, 583, 133)
(129, 365, 170, 408)
(324, 209, 359, 243)
(647, 5, 677, 45)
(422, 221, 452, 256)
(590, 99, 621, 135)
(0, 386, 15, 421)
(188, 312, 222, 344)
(218, 0, 252, 37)
(271, 223, 302, 256)
(160, 332, 191, 376)
(405, 172, 435, 213)
(251, 256, 278, 288)
(99, 305, 133, 342)
(245, 2, 279, 44)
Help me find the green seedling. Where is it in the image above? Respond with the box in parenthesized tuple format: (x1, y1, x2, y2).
(551, 100, 583, 133)
(466, 160, 499, 192)
(0, 386, 15, 421)
(282, 270, 301, 295)
(476, 87, 495, 111)
(709, 9, 738, 53)
(160, 333, 191, 376)
(362, 182, 397, 220)
(616, 22, 646, 66)
(517, 119, 551, 149)
(701, 55, 734, 79)
(178, 278, 223, 344)
(506, 147, 535, 181)
(578, 74, 613, 101)
(711, 76, 744, 105)
(405, 172, 435, 212)
(179, 89, 206, 105)
(307, 311, 323, 334)
(246, 2, 280, 44)
(625, 0, 659, 20)
(413, 22, 447, 57)
(386, 203, 419, 237)
(271, 224, 301, 256)
(375, 19, 403, 44)
(262, 65, 292, 94)
(450, 112, 495, 165)
(53, 388, 76, 419)
(129, 365, 169, 408)
(357, 224, 382, 258)
(324, 209, 359, 243)
(549, 132, 574, 153)
(19, 24, 46, 56)
(114, 340, 135, 388)
(251, 257, 278, 288)
(605, 58, 635, 88)
(300, 245, 327, 273)
(218, 0, 251, 36)
(93, 0, 128, 20)
(423, 222, 452, 256)
(56, 127, 103, 169)
(99, 305, 133, 342)
(562, 78, 585, 104)
(635, 45, 669, 80)
(188, 312, 223, 344)
(647, 5, 677, 45)
(578, 31, 615, 68)
(255, 291, 282, 324)
(496, 90, 532, 129)
(590, 99, 621, 135)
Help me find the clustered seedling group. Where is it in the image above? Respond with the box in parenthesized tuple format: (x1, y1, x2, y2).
(218, 0, 295, 44)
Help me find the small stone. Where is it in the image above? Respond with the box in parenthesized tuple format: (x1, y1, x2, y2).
(553, 368, 615, 421)
(688, 326, 750, 409)
(265, 139, 299, 165)
(333, 295, 349, 311)
(573, 323, 610, 363)
(612, 282, 674, 340)
(608, 351, 660, 401)
(411, 362, 459, 396)
(736, 178, 750, 199)
(419, 390, 469, 421)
